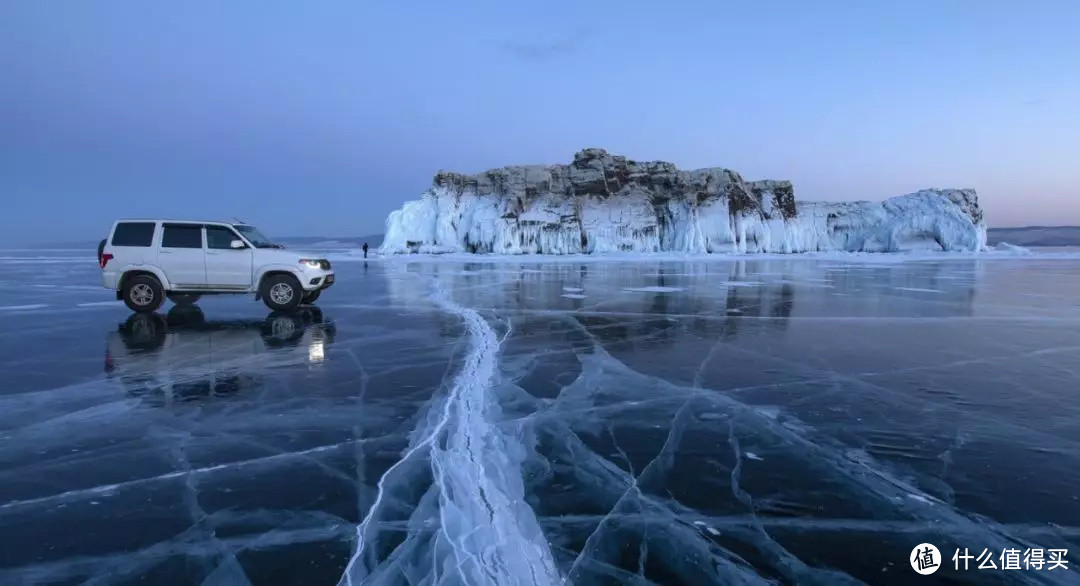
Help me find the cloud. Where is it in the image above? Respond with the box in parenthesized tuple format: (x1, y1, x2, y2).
(497, 31, 588, 61)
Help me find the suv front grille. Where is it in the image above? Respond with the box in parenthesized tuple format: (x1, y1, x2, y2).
(319, 259, 331, 270)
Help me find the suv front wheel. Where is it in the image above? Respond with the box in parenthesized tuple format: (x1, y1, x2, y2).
(261, 274, 303, 312)
(123, 274, 165, 313)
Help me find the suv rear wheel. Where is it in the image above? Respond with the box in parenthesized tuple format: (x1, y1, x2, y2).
(120, 313, 167, 351)
(123, 274, 165, 313)
(261, 274, 303, 312)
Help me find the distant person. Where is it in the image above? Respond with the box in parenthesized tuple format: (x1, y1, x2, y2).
(362, 242, 369, 258)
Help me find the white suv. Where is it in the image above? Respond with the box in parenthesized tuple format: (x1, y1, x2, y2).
(98, 220, 335, 313)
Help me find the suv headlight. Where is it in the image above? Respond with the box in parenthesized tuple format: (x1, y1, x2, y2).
(299, 258, 323, 269)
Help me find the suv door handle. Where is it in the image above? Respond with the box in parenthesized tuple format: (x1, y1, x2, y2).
(160, 250, 174, 254)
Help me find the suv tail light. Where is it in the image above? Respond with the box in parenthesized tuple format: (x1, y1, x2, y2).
(99, 253, 113, 269)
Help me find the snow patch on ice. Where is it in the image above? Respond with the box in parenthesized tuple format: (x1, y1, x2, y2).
(717, 281, 764, 287)
(907, 493, 936, 505)
(992, 242, 1032, 254)
(366, 248, 1080, 264)
(756, 407, 781, 420)
(623, 286, 684, 293)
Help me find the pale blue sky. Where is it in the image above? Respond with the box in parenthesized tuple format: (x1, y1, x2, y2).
(1, 1, 1078, 243)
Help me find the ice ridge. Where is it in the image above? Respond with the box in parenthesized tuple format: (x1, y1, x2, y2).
(338, 280, 561, 586)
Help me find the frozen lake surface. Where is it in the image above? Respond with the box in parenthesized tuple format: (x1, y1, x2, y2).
(1, 250, 1079, 585)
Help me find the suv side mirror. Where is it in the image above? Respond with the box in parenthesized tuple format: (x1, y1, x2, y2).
(230, 239, 247, 249)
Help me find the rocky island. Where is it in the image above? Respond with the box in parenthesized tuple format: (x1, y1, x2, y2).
(379, 148, 986, 255)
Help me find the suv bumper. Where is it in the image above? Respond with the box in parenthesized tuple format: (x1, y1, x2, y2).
(102, 270, 120, 290)
(302, 271, 334, 291)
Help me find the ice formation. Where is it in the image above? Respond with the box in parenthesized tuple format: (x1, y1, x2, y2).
(339, 282, 561, 586)
(380, 148, 987, 255)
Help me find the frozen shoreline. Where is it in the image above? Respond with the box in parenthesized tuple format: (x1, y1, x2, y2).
(5, 246, 1080, 266)
(328, 247, 1080, 264)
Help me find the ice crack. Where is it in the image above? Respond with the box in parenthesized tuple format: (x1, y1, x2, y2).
(339, 281, 562, 586)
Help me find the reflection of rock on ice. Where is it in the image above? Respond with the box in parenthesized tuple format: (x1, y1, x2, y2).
(105, 306, 335, 405)
(384, 259, 800, 316)
(383, 258, 979, 323)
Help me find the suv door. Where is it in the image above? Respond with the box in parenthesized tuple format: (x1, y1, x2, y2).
(159, 223, 207, 288)
(205, 225, 254, 289)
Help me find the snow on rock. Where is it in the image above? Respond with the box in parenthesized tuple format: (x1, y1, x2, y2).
(380, 148, 987, 255)
(992, 242, 1032, 254)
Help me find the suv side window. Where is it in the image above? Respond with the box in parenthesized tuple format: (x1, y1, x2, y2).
(161, 224, 203, 248)
(206, 225, 243, 249)
(111, 222, 156, 247)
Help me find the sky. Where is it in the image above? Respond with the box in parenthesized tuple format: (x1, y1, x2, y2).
(1, 1, 1079, 244)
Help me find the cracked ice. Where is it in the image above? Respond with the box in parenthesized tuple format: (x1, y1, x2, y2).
(3, 253, 1080, 585)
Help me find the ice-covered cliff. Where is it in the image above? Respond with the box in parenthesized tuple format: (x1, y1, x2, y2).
(380, 148, 987, 255)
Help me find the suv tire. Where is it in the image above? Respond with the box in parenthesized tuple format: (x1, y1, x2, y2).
(167, 293, 201, 305)
(301, 290, 321, 305)
(120, 313, 167, 351)
(261, 274, 303, 312)
(261, 312, 305, 347)
(123, 274, 165, 313)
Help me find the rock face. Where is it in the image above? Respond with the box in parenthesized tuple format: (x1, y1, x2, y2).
(380, 148, 987, 255)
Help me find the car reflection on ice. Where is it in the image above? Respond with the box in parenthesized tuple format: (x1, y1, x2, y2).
(105, 305, 335, 405)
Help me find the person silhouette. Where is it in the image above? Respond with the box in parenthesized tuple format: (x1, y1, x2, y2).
(362, 242, 369, 258)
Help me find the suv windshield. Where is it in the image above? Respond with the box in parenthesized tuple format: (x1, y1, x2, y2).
(233, 225, 282, 249)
